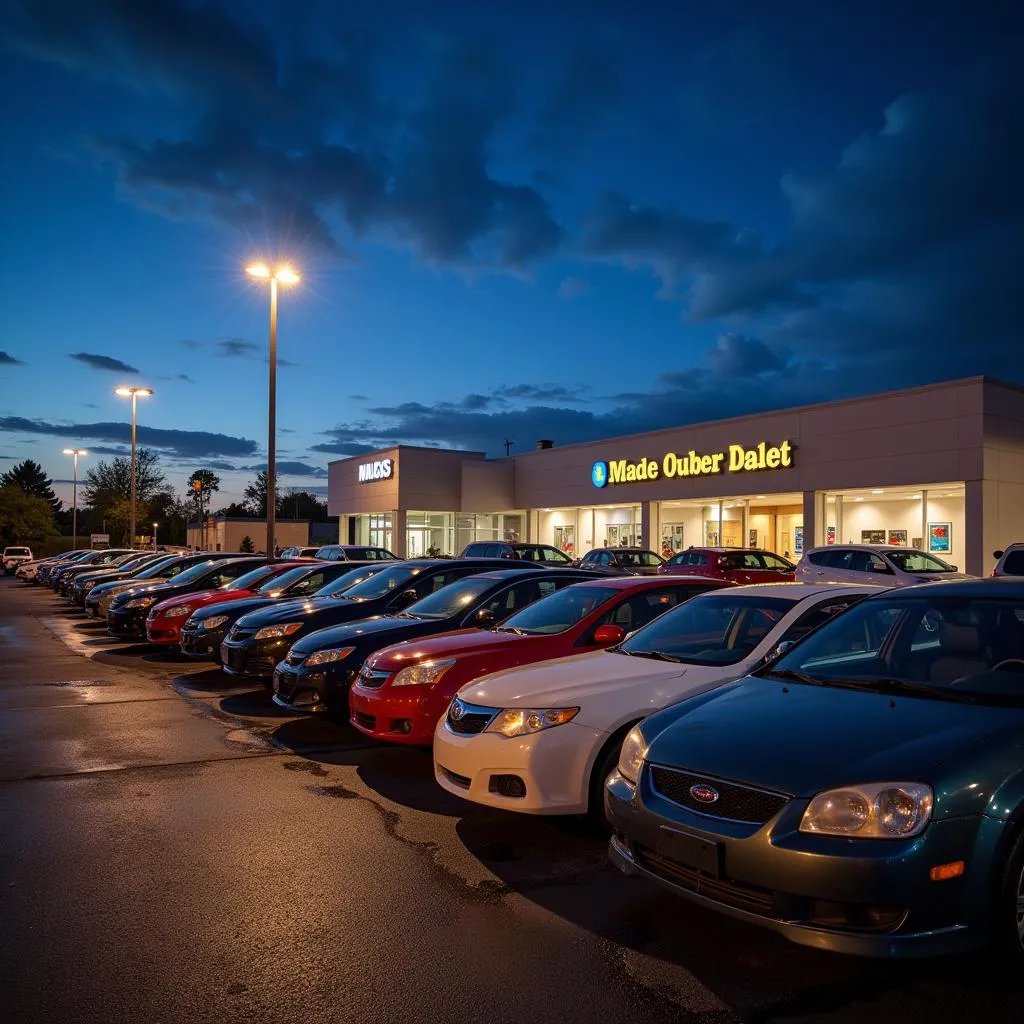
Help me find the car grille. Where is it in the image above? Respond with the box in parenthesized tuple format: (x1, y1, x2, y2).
(439, 766, 471, 790)
(357, 666, 392, 689)
(648, 767, 789, 824)
(352, 710, 376, 730)
(633, 844, 776, 916)
(445, 700, 497, 735)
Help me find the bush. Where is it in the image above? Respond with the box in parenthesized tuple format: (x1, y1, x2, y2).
(239, 535, 255, 553)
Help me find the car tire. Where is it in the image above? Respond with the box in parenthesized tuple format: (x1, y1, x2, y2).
(586, 722, 640, 828)
(994, 824, 1024, 967)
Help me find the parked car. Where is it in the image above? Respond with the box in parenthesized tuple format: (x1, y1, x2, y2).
(57, 550, 143, 596)
(50, 549, 137, 591)
(460, 542, 574, 566)
(575, 547, 665, 575)
(35, 550, 100, 586)
(180, 562, 390, 662)
(106, 557, 268, 638)
(144, 561, 309, 647)
(279, 545, 321, 559)
(274, 567, 603, 713)
(3, 546, 33, 574)
(86, 552, 256, 619)
(221, 558, 509, 680)
(68, 552, 175, 606)
(796, 545, 972, 587)
(992, 544, 1024, 577)
(606, 578, 1024, 961)
(351, 575, 735, 746)
(434, 583, 882, 819)
(660, 547, 795, 584)
(19, 549, 90, 583)
(314, 544, 396, 561)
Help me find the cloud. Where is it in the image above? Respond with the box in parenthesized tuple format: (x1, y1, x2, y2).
(68, 352, 140, 373)
(157, 372, 195, 383)
(0, 351, 26, 365)
(81, 403, 100, 408)
(0, 416, 259, 458)
(558, 276, 592, 298)
(175, 339, 203, 350)
(348, 394, 368, 401)
(704, 334, 785, 377)
(243, 460, 328, 477)
(494, 383, 590, 403)
(309, 441, 381, 457)
(216, 338, 260, 359)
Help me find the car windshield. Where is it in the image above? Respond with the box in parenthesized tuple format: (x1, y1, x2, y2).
(498, 585, 620, 635)
(315, 565, 389, 598)
(173, 560, 226, 584)
(6, 548, 30, 556)
(885, 550, 956, 573)
(762, 594, 1024, 704)
(224, 565, 278, 591)
(257, 565, 315, 593)
(338, 563, 422, 601)
(618, 593, 796, 665)
(616, 551, 663, 566)
(404, 576, 497, 619)
(134, 557, 185, 579)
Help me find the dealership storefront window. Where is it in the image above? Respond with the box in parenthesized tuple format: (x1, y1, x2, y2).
(819, 482, 966, 568)
(657, 493, 804, 558)
(536, 505, 642, 557)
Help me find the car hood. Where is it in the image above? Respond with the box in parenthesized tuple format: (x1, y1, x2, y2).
(234, 596, 380, 630)
(644, 678, 1024, 798)
(369, 627, 521, 668)
(291, 614, 443, 655)
(460, 649, 727, 726)
(904, 571, 973, 583)
(154, 588, 255, 614)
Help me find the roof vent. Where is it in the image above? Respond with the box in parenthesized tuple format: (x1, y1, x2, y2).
(536, 439, 554, 450)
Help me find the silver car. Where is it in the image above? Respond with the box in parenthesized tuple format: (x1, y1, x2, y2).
(795, 544, 973, 587)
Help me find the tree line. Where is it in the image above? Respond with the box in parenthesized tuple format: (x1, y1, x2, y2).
(0, 455, 328, 550)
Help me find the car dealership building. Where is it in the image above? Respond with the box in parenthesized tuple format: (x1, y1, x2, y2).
(328, 376, 1024, 576)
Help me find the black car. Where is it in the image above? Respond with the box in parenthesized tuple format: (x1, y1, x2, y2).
(576, 547, 665, 575)
(106, 557, 269, 638)
(86, 551, 256, 618)
(220, 558, 510, 680)
(68, 552, 174, 605)
(58, 550, 148, 597)
(179, 561, 387, 661)
(459, 541, 575, 567)
(50, 549, 136, 591)
(314, 544, 397, 561)
(34, 550, 96, 586)
(272, 566, 603, 712)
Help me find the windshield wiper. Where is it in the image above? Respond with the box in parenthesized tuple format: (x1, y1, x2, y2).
(394, 611, 425, 619)
(619, 649, 682, 663)
(497, 626, 526, 635)
(832, 677, 982, 703)
(761, 667, 828, 686)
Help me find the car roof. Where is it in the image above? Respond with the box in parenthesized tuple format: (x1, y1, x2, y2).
(685, 547, 784, 554)
(878, 578, 1024, 596)
(804, 544, 921, 554)
(399, 557, 531, 569)
(455, 567, 599, 582)
(600, 546, 658, 552)
(708, 581, 888, 599)
(569, 575, 735, 591)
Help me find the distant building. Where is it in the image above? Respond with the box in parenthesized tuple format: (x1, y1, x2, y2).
(186, 517, 311, 553)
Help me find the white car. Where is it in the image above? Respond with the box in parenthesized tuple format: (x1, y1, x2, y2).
(433, 582, 884, 818)
(3, 546, 33, 575)
(795, 544, 972, 587)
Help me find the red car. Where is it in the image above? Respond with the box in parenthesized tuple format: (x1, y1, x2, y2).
(348, 575, 733, 746)
(145, 561, 310, 647)
(658, 547, 795, 584)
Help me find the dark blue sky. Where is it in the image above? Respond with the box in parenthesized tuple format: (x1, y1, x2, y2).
(0, 0, 1021, 505)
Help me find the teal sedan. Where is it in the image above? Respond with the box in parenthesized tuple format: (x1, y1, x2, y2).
(605, 579, 1024, 960)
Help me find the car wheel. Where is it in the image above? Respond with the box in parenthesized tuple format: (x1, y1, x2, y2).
(995, 825, 1024, 967)
(586, 722, 638, 828)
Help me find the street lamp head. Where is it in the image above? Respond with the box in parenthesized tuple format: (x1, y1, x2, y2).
(276, 266, 300, 285)
(63, 448, 87, 456)
(246, 262, 299, 285)
(115, 386, 153, 397)
(246, 262, 271, 278)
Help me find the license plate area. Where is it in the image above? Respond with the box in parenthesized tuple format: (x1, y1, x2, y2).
(657, 828, 722, 878)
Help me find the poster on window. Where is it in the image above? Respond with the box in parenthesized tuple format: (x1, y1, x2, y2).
(861, 529, 886, 544)
(887, 529, 908, 546)
(826, 526, 836, 545)
(748, 528, 758, 548)
(793, 526, 804, 555)
(928, 522, 951, 553)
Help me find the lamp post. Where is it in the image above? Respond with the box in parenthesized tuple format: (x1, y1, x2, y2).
(153, 521, 159, 549)
(62, 448, 88, 549)
(246, 262, 300, 560)
(114, 386, 153, 547)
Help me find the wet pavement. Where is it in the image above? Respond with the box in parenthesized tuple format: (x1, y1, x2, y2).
(2, 577, 1023, 1023)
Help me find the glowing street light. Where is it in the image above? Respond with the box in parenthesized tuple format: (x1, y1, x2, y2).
(245, 262, 300, 560)
(114, 386, 153, 546)
(153, 521, 159, 549)
(62, 448, 88, 549)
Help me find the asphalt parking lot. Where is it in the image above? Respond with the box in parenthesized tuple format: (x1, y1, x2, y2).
(2, 578, 1024, 1023)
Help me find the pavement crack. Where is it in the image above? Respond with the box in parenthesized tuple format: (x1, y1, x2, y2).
(307, 782, 510, 905)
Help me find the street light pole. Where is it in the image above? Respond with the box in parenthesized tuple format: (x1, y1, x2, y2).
(114, 386, 153, 547)
(153, 521, 158, 549)
(62, 448, 88, 549)
(246, 262, 300, 560)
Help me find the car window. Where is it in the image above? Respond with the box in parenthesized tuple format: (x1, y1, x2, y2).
(807, 550, 833, 567)
(850, 551, 888, 573)
(598, 587, 691, 632)
(667, 552, 689, 566)
(288, 571, 327, 595)
(763, 553, 793, 570)
(498, 585, 620, 635)
(209, 562, 258, 587)
(409, 567, 480, 599)
(778, 597, 861, 645)
(885, 550, 956, 573)
(226, 566, 280, 591)
(617, 551, 663, 567)
(539, 546, 572, 563)
(1002, 551, 1024, 575)
(408, 575, 499, 619)
(472, 578, 558, 622)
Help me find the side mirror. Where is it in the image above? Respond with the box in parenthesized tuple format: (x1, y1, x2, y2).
(771, 640, 795, 660)
(593, 623, 626, 646)
(951, 565, 958, 572)
(395, 588, 420, 608)
(994, 550, 1004, 559)
(474, 607, 496, 627)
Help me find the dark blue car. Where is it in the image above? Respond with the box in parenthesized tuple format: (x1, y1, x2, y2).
(606, 579, 1024, 962)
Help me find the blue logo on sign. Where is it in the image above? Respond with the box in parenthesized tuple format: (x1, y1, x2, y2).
(592, 461, 608, 488)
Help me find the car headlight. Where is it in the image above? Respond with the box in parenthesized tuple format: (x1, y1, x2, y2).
(84, 580, 97, 591)
(800, 782, 934, 838)
(303, 646, 355, 667)
(254, 622, 303, 640)
(201, 615, 229, 629)
(166, 605, 193, 618)
(392, 659, 456, 687)
(485, 707, 579, 738)
(616, 725, 648, 784)
(125, 596, 157, 608)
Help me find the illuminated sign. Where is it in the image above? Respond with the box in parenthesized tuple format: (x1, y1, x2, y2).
(593, 441, 793, 487)
(358, 458, 393, 483)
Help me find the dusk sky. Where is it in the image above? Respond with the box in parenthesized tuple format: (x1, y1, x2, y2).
(0, 0, 1021, 507)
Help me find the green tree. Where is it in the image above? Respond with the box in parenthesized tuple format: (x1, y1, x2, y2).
(0, 459, 62, 516)
(282, 489, 329, 520)
(0, 486, 61, 548)
(238, 534, 255, 553)
(186, 469, 220, 520)
(82, 449, 167, 544)
(149, 491, 190, 546)
(213, 501, 252, 518)
(243, 470, 282, 518)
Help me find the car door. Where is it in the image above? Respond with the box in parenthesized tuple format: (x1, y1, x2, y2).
(463, 576, 566, 627)
(850, 550, 894, 585)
